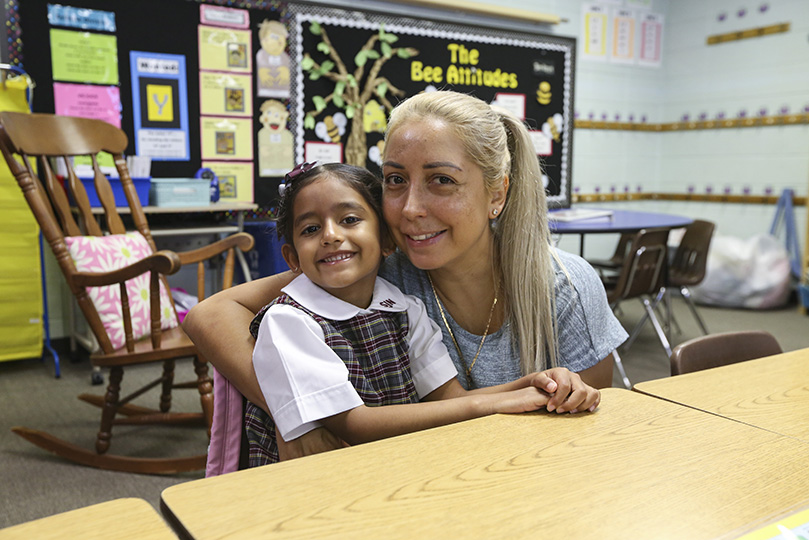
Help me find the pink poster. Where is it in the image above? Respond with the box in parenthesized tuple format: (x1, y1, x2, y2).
(53, 82, 122, 127)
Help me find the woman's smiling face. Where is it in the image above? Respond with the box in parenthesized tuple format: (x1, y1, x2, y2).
(382, 118, 501, 273)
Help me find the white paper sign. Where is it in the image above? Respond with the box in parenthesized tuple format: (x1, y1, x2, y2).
(304, 141, 343, 164)
(639, 13, 664, 67)
(529, 130, 552, 156)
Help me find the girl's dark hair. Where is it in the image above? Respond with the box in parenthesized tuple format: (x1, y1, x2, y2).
(274, 163, 383, 245)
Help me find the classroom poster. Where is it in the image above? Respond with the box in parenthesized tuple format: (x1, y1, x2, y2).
(200, 116, 253, 160)
(129, 51, 190, 160)
(50, 29, 118, 84)
(581, 3, 609, 61)
(199, 72, 253, 117)
(610, 9, 636, 64)
(198, 26, 252, 73)
(47, 4, 116, 32)
(53, 83, 122, 127)
(201, 160, 254, 202)
(638, 13, 664, 67)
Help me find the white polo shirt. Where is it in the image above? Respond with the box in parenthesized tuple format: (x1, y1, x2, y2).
(252, 274, 458, 441)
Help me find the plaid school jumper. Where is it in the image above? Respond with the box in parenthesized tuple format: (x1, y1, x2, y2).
(244, 293, 419, 466)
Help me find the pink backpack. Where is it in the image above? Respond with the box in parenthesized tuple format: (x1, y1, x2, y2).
(205, 367, 244, 477)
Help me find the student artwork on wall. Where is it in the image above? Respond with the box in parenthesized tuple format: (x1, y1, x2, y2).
(288, 5, 575, 206)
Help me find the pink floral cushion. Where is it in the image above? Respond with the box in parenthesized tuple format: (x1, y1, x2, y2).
(65, 232, 178, 351)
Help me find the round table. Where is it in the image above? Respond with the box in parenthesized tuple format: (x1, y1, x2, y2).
(549, 208, 693, 256)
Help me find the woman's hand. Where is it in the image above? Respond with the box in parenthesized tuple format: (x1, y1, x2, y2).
(277, 427, 347, 461)
(524, 367, 601, 414)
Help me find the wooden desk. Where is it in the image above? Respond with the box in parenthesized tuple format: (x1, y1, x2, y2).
(635, 348, 809, 443)
(161, 388, 809, 540)
(0, 498, 176, 540)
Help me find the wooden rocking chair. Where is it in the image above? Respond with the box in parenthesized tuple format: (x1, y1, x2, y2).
(0, 111, 254, 474)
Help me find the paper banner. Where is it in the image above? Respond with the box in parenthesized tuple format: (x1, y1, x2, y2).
(48, 4, 116, 32)
(50, 29, 118, 84)
(53, 83, 121, 127)
(201, 117, 253, 160)
(198, 26, 252, 73)
(200, 4, 250, 28)
(130, 51, 190, 160)
(199, 71, 252, 117)
(202, 160, 254, 202)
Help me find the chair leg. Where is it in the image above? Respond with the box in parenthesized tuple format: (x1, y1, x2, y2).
(96, 366, 123, 454)
(160, 359, 175, 413)
(194, 356, 214, 438)
(642, 295, 673, 357)
(612, 349, 631, 389)
(681, 286, 709, 335)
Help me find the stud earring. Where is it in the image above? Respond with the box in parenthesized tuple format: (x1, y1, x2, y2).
(492, 208, 499, 217)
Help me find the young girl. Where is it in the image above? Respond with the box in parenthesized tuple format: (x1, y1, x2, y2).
(245, 162, 579, 466)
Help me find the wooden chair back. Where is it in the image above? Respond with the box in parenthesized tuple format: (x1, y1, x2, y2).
(670, 220, 715, 287)
(606, 228, 670, 305)
(670, 330, 782, 376)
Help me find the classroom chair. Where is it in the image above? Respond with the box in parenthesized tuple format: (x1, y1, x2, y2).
(663, 219, 715, 336)
(0, 111, 254, 473)
(669, 330, 782, 376)
(603, 228, 671, 388)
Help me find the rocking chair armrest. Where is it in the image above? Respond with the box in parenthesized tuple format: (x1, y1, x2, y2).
(73, 250, 182, 287)
(176, 232, 255, 265)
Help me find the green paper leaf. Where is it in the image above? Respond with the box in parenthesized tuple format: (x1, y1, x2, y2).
(354, 51, 367, 67)
(397, 48, 412, 59)
(309, 70, 321, 80)
(347, 75, 358, 87)
(309, 21, 322, 35)
(320, 60, 335, 73)
(381, 42, 392, 58)
(300, 55, 315, 71)
(304, 114, 316, 130)
(334, 81, 346, 97)
(376, 82, 388, 97)
(345, 106, 355, 119)
(317, 42, 330, 54)
(333, 94, 344, 108)
(312, 96, 327, 113)
(380, 33, 398, 44)
(366, 50, 380, 60)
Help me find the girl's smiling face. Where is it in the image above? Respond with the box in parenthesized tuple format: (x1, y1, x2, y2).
(282, 175, 383, 308)
(382, 118, 505, 273)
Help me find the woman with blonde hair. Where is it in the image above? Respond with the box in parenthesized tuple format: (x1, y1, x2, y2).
(184, 90, 626, 460)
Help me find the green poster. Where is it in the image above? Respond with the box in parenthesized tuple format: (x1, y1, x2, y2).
(50, 29, 119, 85)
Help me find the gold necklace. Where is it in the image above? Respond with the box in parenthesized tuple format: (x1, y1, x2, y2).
(427, 273, 498, 389)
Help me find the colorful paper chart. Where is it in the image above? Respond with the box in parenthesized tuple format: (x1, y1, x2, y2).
(50, 29, 118, 84)
(200, 117, 253, 161)
(53, 83, 121, 127)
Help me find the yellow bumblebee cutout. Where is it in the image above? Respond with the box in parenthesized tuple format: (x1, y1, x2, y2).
(537, 81, 552, 105)
(315, 112, 347, 143)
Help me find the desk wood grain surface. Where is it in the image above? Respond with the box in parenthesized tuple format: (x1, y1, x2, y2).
(0, 498, 177, 540)
(161, 389, 809, 540)
(635, 348, 809, 442)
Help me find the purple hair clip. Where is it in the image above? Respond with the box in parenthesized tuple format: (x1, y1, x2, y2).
(279, 161, 318, 196)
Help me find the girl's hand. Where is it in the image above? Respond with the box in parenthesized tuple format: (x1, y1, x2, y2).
(277, 427, 347, 461)
(525, 368, 601, 414)
(490, 387, 551, 414)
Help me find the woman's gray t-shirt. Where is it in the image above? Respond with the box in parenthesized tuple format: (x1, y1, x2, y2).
(379, 248, 627, 389)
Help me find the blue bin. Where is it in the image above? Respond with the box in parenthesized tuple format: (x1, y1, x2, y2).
(238, 221, 288, 283)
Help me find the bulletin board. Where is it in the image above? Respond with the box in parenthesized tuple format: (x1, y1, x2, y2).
(11, 0, 575, 208)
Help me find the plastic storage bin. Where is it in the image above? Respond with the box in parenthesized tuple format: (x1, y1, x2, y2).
(236, 221, 287, 283)
(75, 177, 151, 207)
(150, 177, 210, 207)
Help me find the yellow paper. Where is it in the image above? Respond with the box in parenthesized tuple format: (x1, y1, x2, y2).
(200, 72, 253, 117)
(0, 75, 42, 361)
(736, 506, 809, 539)
(146, 84, 175, 122)
(202, 161, 254, 202)
(50, 29, 119, 84)
(198, 26, 252, 73)
(200, 117, 253, 160)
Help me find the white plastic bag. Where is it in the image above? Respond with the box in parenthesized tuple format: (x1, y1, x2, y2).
(690, 233, 791, 309)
